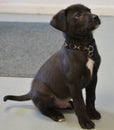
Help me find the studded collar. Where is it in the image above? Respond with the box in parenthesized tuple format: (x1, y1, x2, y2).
(64, 40, 95, 57)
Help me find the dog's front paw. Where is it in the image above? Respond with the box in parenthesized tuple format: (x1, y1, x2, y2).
(87, 108, 101, 120)
(78, 116, 95, 129)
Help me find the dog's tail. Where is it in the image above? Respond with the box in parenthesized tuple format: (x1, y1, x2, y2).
(3, 93, 31, 102)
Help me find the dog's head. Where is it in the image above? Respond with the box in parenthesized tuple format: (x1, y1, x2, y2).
(50, 4, 101, 36)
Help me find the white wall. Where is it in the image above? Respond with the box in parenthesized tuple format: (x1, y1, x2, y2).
(1, 0, 114, 5)
(0, 0, 114, 16)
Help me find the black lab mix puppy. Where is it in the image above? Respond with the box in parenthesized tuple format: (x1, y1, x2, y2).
(4, 4, 101, 129)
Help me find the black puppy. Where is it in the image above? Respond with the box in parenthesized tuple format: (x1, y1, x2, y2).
(4, 4, 101, 129)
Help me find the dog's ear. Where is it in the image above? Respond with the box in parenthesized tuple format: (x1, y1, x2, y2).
(50, 10, 67, 32)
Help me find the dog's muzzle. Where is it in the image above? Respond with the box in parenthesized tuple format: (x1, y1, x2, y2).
(92, 14, 101, 25)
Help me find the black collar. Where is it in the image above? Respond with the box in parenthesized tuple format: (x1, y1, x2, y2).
(64, 40, 95, 57)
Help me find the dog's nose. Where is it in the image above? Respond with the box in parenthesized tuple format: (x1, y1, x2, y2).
(92, 14, 98, 20)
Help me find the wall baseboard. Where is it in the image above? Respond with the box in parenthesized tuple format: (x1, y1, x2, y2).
(0, 3, 114, 16)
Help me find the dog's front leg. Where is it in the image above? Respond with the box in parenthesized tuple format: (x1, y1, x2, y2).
(68, 82, 95, 129)
(86, 75, 101, 120)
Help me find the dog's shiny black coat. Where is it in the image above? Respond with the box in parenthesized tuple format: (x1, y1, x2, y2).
(4, 4, 101, 129)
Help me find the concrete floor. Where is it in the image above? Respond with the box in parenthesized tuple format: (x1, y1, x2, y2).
(0, 14, 114, 130)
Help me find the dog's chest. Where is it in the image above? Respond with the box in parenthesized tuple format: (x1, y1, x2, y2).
(86, 58, 94, 76)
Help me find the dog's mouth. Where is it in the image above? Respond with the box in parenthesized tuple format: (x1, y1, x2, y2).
(94, 23, 100, 29)
(94, 17, 101, 25)
(86, 18, 101, 32)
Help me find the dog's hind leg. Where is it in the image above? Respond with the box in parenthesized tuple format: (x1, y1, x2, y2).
(38, 102, 65, 122)
(31, 80, 65, 122)
(32, 92, 65, 122)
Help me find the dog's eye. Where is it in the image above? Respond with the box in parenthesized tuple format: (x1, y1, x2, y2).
(74, 12, 81, 19)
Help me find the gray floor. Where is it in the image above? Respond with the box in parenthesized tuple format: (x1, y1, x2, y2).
(0, 14, 114, 130)
(0, 22, 63, 77)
